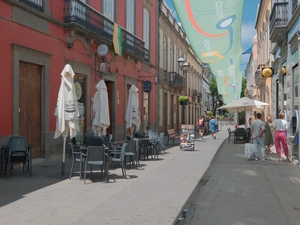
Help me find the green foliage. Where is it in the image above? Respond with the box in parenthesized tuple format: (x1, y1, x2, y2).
(240, 77, 247, 98)
(209, 76, 218, 96)
(178, 95, 189, 102)
(206, 111, 212, 116)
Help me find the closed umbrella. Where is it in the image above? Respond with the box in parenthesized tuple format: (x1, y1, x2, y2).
(125, 84, 141, 138)
(54, 64, 79, 176)
(92, 80, 110, 136)
(217, 97, 269, 113)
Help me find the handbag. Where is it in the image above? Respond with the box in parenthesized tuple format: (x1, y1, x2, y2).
(244, 142, 255, 160)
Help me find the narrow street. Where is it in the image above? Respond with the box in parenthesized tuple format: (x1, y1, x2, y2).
(176, 141, 300, 225)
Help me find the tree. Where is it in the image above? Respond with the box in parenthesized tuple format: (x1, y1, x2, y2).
(240, 76, 247, 98)
(209, 76, 247, 117)
(209, 76, 219, 115)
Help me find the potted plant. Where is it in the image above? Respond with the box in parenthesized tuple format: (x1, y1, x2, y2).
(178, 95, 189, 105)
(206, 111, 212, 117)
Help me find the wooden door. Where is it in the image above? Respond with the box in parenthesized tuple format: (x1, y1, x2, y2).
(19, 62, 41, 158)
(105, 81, 113, 135)
(176, 101, 180, 132)
(170, 94, 174, 129)
(163, 93, 167, 133)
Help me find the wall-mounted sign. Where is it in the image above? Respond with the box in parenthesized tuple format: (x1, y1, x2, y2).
(143, 80, 151, 92)
(261, 67, 273, 77)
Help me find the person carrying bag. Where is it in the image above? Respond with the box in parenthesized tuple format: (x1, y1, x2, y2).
(245, 140, 255, 160)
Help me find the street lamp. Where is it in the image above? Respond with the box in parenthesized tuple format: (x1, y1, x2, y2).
(178, 57, 190, 124)
(178, 56, 190, 94)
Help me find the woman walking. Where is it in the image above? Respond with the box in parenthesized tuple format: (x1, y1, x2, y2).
(198, 115, 205, 140)
(274, 112, 291, 162)
(265, 115, 274, 154)
(209, 116, 217, 139)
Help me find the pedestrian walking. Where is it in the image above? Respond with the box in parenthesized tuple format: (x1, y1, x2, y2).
(265, 115, 274, 155)
(198, 115, 205, 140)
(274, 112, 292, 162)
(250, 112, 268, 161)
(248, 117, 252, 127)
(209, 116, 217, 139)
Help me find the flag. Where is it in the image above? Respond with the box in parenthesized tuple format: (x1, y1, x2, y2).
(113, 23, 123, 56)
(242, 46, 252, 54)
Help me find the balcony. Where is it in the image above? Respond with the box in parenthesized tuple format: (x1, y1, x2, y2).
(19, 0, 43, 11)
(169, 72, 184, 89)
(197, 92, 202, 102)
(270, 2, 288, 43)
(64, 0, 148, 61)
(192, 89, 198, 98)
(292, 0, 299, 13)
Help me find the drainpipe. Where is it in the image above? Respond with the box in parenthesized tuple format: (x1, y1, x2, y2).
(155, 1, 161, 131)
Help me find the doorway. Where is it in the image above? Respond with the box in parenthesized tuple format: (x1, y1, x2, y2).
(105, 80, 114, 135)
(19, 62, 41, 158)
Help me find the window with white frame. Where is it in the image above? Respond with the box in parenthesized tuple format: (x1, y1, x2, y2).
(103, 0, 114, 21)
(126, 0, 135, 46)
(126, 0, 135, 33)
(143, 8, 150, 49)
(163, 36, 167, 70)
(170, 42, 174, 72)
(176, 49, 179, 73)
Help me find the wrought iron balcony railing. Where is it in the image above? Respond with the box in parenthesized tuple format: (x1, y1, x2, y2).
(169, 72, 184, 88)
(19, 0, 43, 11)
(64, 0, 148, 61)
(270, 2, 288, 33)
(192, 89, 198, 97)
(292, 0, 298, 13)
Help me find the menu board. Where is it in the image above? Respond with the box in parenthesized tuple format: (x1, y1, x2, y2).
(180, 124, 195, 151)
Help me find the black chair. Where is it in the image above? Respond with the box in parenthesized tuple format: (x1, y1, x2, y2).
(83, 133, 94, 146)
(109, 143, 127, 178)
(124, 140, 138, 167)
(86, 136, 103, 147)
(102, 134, 113, 150)
(69, 142, 84, 180)
(234, 128, 245, 144)
(6, 136, 31, 179)
(227, 128, 235, 143)
(83, 146, 107, 184)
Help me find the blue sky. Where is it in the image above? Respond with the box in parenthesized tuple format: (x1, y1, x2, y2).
(164, 0, 261, 71)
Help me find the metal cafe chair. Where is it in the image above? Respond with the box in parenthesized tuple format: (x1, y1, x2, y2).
(6, 136, 31, 179)
(83, 146, 108, 184)
(227, 128, 235, 143)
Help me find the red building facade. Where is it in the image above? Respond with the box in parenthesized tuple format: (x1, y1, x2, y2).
(0, 0, 157, 160)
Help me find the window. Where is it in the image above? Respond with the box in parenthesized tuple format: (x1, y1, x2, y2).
(176, 49, 179, 73)
(143, 8, 150, 49)
(103, 0, 114, 21)
(126, 0, 135, 46)
(126, 0, 135, 33)
(163, 36, 167, 70)
(170, 43, 174, 72)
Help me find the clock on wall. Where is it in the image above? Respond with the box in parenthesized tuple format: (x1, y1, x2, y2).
(97, 44, 109, 56)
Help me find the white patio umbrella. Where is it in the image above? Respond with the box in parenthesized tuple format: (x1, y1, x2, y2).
(125, 84, 141, 138)
(92, 79, 110, 136)
(217, 97, 269, 113)
(54, 64, 79, 176)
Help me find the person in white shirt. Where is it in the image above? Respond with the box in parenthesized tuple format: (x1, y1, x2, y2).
(274, 112, 291, 162)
